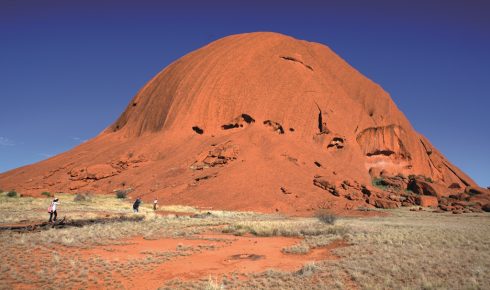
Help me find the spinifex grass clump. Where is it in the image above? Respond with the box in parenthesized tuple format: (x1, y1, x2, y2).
(41, 191, 52, 197)
(315, 209, 337, 225)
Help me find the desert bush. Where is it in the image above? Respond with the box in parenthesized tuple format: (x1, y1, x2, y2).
(204, 276, 223, 290)
(424, 176, 433, 183)
(297, 262, 317, 276)
(115, 190, 128, 199)
(372, 177, 388, 190)
(282, 243, 310, 254)
(315, 210, 337, 225)
(73, 193, 87, 202)
(7, 191, 17, 197)
(41, 191, 52, 197)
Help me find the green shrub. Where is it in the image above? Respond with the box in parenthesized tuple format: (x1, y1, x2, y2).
(7, 191, 17, 197)
(408, 174, 416, 180)
(41, 191, 52, 197)
(424, 177, 433, 183)
(372, 178, 388, 190)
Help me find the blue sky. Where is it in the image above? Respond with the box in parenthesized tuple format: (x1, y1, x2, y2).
(0, 0, 489, 186)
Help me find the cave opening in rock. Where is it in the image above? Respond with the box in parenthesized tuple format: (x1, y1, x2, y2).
(192, 126, 204, 134)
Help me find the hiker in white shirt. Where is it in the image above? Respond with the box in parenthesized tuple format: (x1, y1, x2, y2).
(153, 198, 158, 211)
(48, 198, 60, 223)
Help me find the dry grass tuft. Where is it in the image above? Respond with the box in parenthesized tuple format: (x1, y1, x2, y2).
(222, 219, 348, 237)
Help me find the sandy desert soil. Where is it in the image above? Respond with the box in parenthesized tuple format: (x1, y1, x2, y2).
(0, 192, 488, 290)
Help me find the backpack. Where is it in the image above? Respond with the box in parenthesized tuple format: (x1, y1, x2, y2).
(47, 203, 53, 213)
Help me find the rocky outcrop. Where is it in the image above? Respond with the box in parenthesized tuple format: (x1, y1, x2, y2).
(417, 196, 438, 208)
(0, 32, 486, 215)
(191, 142, 239, 170)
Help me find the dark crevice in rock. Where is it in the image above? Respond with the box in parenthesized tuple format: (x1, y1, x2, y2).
(192, 126, 204, 134)
(222, 123, 239, 130)
(263, 120, 284, 134)
(327, 137, 345, 150)
(315, 102, 329, 134)
(279, 56, 313, 71)
(240, 114, 255, 124)
(366, 150, 395, 157)
(419, 139, 433, 155)
(442, 161, 471, 187)
(195, 173, 218, 182)
(221, 114, 255, 130)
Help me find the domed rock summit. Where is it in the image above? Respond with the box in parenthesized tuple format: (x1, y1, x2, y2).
(1, 32, 488, 214)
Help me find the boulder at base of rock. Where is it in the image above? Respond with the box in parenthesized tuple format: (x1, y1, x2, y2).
(482, 204, 490, 212)
(417, 196, 438, 208)
(408, 179, 446, 198)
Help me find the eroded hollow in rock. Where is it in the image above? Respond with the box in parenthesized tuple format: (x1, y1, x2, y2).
(327, 137, 345, 150)
(222, 123, 239, 130)
(356, 125, 411, 160)
(366, 150, 395, 157)
(263, 120, 284, 134)
(241, 114, 255, 124)
(221, 114, 256, 130)
(192, 126, 204, 134)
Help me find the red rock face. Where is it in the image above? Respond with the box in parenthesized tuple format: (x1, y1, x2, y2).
(0, 32, 486, 214)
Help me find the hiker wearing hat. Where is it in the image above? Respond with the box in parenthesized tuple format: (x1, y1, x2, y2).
(48, 198, 60, 223)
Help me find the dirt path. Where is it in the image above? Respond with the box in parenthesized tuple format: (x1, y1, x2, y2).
(0, 215, 144, 232)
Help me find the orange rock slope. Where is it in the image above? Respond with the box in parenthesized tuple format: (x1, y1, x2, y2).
(1, 32, 488, 214)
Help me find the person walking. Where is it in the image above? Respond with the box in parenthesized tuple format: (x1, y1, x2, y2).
(153, 198, 158, 211)
(48, 198, 60, 223)
(133, 197, 142, 213)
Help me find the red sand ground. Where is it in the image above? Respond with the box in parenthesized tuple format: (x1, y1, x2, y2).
(1, 32, 488, 214)
(72, 234, 348, 289)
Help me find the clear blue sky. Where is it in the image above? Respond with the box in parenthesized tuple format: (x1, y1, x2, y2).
(1, 0, 489, 186)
